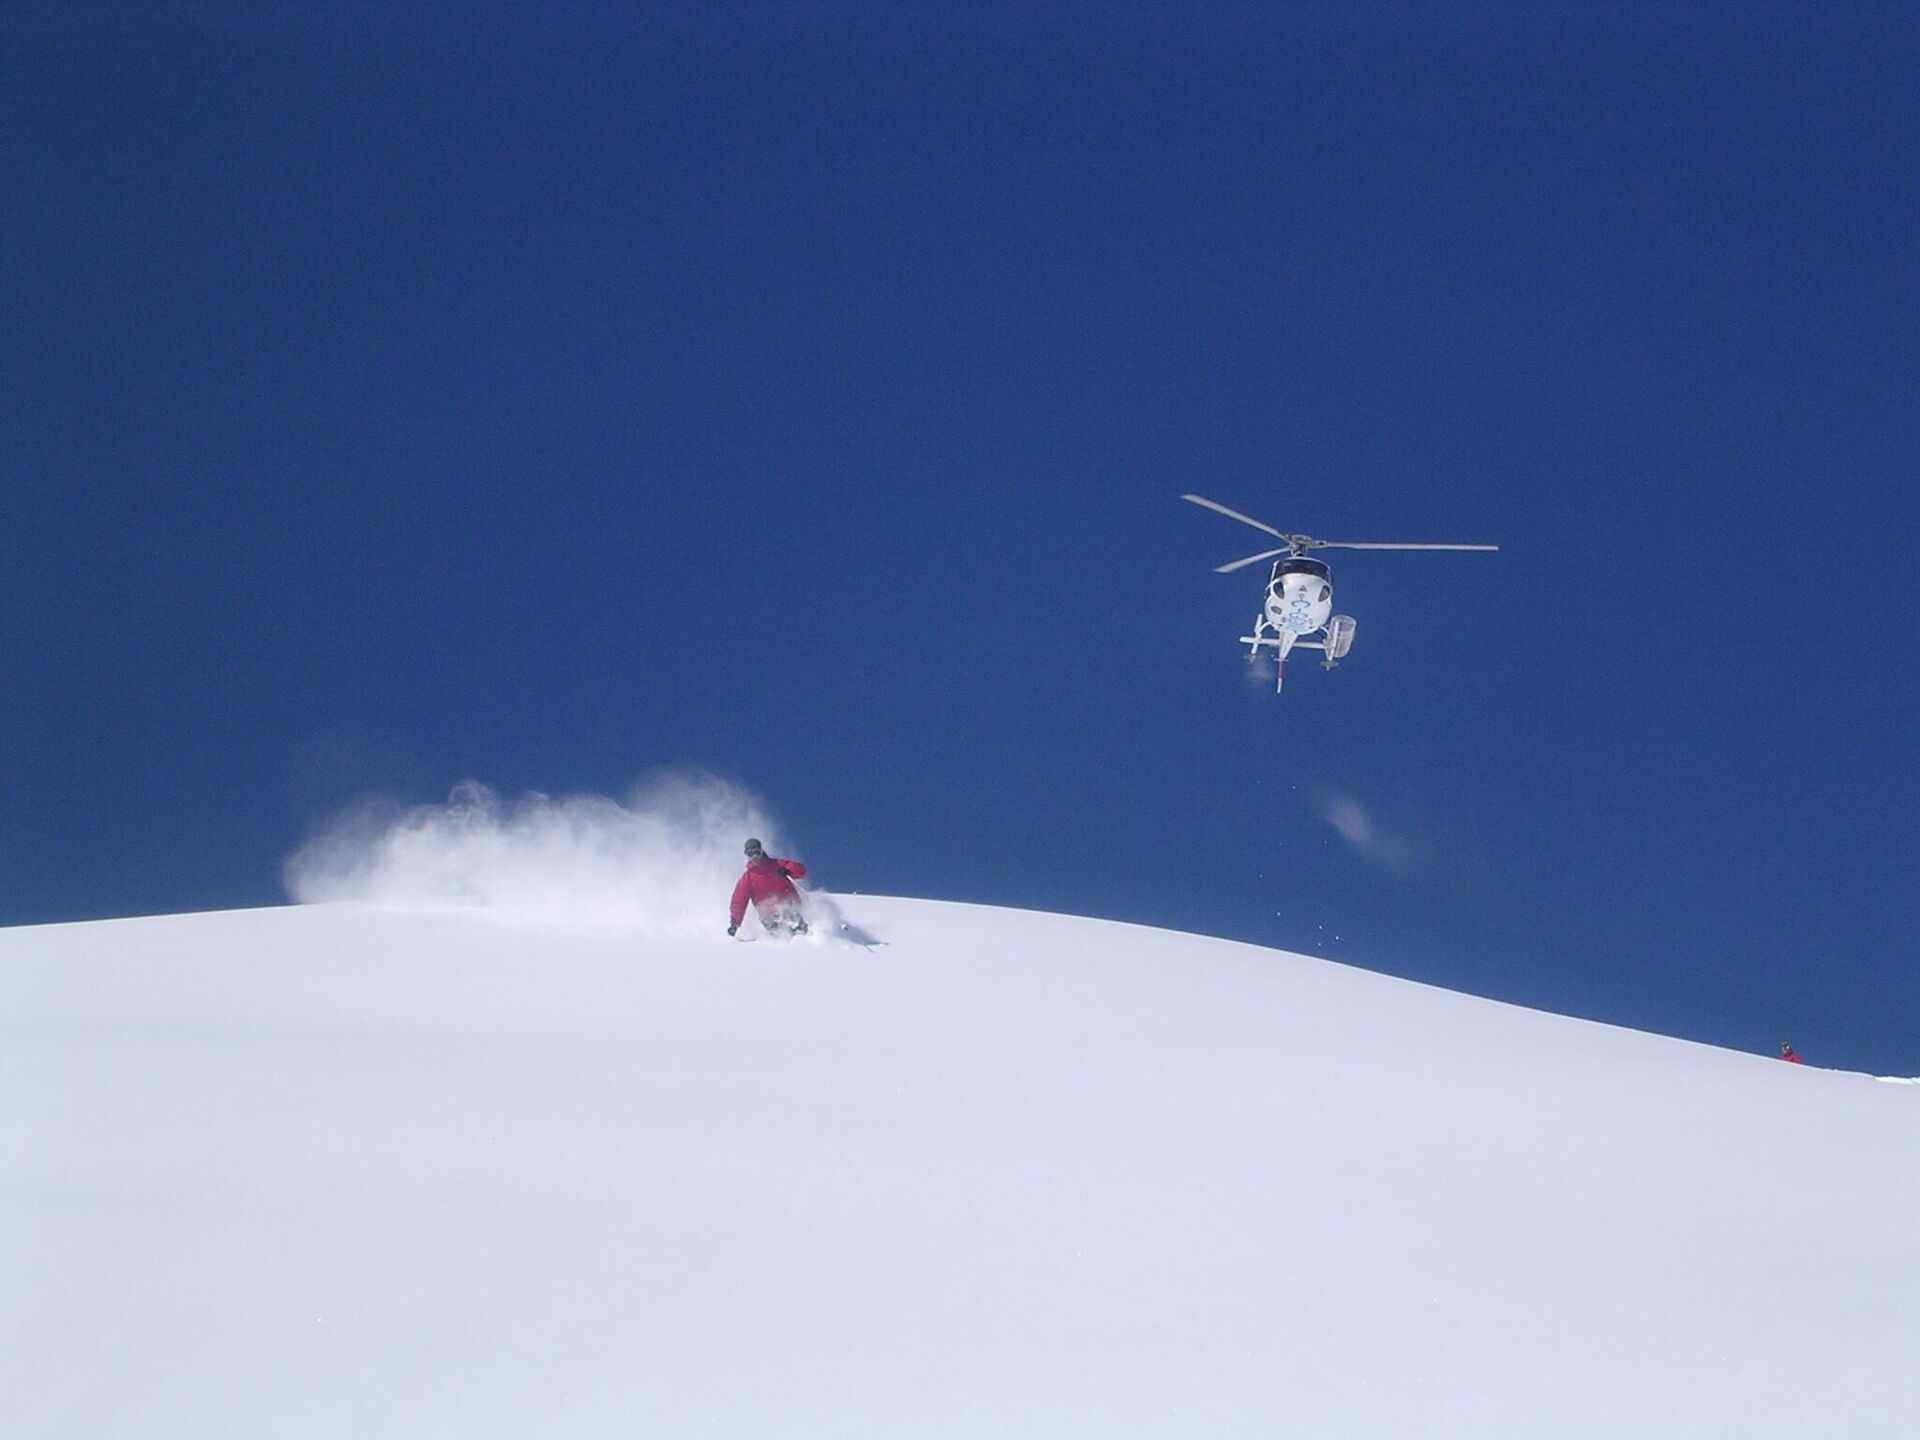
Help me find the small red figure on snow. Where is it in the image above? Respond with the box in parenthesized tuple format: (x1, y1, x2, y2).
(729, 838, 809, 937)
(1779, 1042, 1802, 1064)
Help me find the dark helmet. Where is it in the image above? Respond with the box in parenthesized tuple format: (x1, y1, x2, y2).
(744, 838, 765, 857)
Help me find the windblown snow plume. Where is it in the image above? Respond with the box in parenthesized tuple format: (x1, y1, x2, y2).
(285, 772, 783, 935)
(1317, 793, 1423, 876)
(1310, 789, 1490, 891)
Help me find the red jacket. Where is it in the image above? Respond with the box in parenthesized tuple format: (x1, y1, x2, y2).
(730, 856, 807, 927)
(1780, 1048, 1802, 1064)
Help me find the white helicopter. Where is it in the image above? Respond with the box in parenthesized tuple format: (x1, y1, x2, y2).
(1183, 493, 1498, 693)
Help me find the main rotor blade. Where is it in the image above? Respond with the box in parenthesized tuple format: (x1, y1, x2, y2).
(1181, 494, 1287, 540)
(1313, 541, 1500, 552)
(1214, 547, 1292, 574)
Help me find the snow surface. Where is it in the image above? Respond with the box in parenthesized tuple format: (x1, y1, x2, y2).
(4, 896, 1916, 1436)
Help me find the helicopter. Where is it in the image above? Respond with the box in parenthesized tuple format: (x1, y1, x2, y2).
(1182, 493, 1498, 693)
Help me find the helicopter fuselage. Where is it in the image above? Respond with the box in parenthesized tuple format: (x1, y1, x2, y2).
(1264, 557, 1333, 637)
(1241, 556, 1351, 692)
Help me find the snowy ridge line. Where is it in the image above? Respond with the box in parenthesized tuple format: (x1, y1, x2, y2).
(4, 896, 1918, 1434)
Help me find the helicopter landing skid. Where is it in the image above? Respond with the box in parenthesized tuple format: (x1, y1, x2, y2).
(1241, 619, 1336, 694)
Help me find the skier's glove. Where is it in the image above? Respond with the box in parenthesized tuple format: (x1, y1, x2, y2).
(727, 923, 737, 936)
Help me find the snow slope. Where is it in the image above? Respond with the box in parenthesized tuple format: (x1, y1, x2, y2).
(4, 897, 1915, 1436)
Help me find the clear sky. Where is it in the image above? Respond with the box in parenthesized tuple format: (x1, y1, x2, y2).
(5, 3, 1915, 1070)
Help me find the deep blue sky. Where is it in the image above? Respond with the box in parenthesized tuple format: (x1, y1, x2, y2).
(5, 3, 1915, 1069)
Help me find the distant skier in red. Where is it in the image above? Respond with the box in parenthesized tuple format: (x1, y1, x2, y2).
(729, 838, 809, 937)
(1779, 1043, 1803, 1064)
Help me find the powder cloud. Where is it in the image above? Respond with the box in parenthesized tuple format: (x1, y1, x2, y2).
(284, 770, 787, 936)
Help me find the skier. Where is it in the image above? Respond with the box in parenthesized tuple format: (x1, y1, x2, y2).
(1779, 1042, 1803, 1064)
(728, 838, 809, 938)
